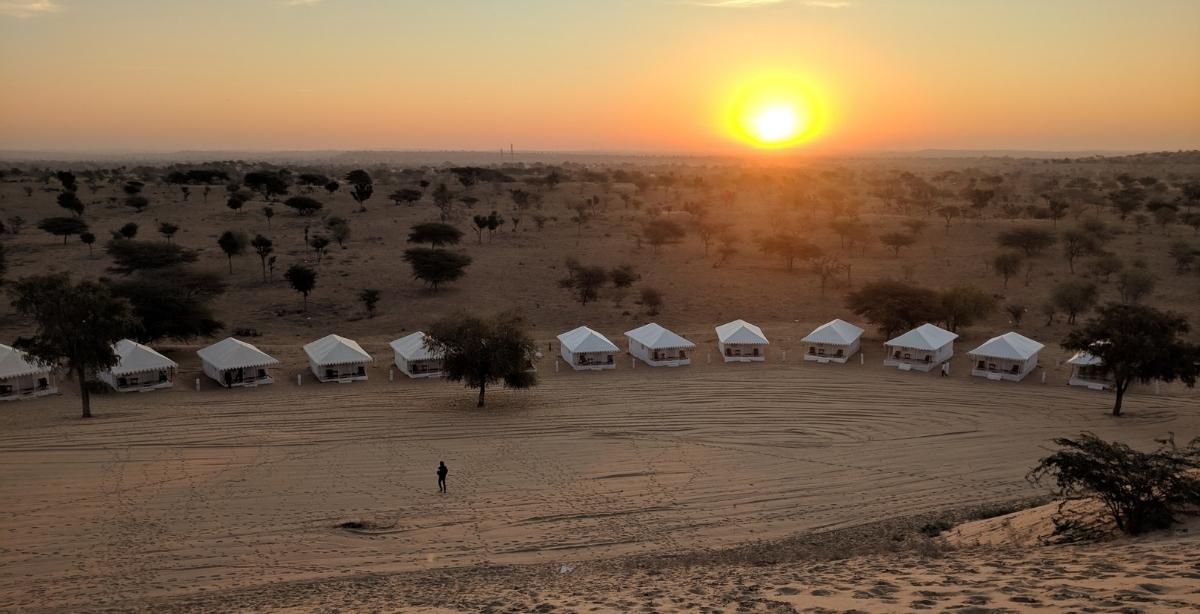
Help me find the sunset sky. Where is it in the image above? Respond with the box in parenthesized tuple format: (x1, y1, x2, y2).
(1, 0, 1197, 154)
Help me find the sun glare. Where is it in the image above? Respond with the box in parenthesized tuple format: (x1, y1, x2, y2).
(723, 72, 825, 150)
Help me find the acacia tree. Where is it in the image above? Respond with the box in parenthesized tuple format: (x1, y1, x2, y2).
(425, 310, 537, 407)
(284, 196, 323, 216)
(217, 230, 248, 274)
(284, 264, 317, 310)
(432, 183, 454, 221)
(408, 222, 464, 247)
(939, 284, 996, 332)
(402, 248, 472, 290)
(758, 233, 819, 271)
(1028, 433, 1200, 535)
(38, 217, 89, 244)
(1061, 228, 1099, 274)
(938, 205, 961, 235)
(1063, 304, 1199, 415)
(641, 219, 686, 254)
(559, 265, 607, 305)
(1052, 279, 1098, 324)
(993, 251, 1023, 288)
(358, 288, 381, 318)
(251, 234, 274, 282)
(9, 273, 140, 418)
(57, 192, 85, 217)
(344, 169, 374, 211)
(158, 222, 179, 242)
(878, 231, 916, 256)
(846, 279, 943, 337)
(997, 227, 1057, 257)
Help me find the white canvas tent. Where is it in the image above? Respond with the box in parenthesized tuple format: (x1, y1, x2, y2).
(625, 323, 695, 367)
(967, 332, 1043, 382)
(884, 323, 957, 372)
(0, 343, 56, 401)
(801, 319, 864, 364)
(390, 332, 444, 378)
(715, 320, 769, 362)
(1068, 350, 1112, 390)
(197, 337, 280, 388)
(99, 339, 177, 392)
(304, 334, 373, 382)
(558, 326, 618, 370)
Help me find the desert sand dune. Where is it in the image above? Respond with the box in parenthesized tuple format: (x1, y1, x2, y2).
(0, 355, 1195, 611)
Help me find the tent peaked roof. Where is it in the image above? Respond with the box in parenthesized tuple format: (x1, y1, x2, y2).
(197, 337, 280, 370)
(0, 343, 51, 379)
(110, 339, 178, 376)
(886, 323, 958, 350)
(1068, 350, 1103, 366)
(625, 323, 695, 350)
(715, 320, 769, 345)
(390, 332, 441, 361)
(558, 326, 618, 353)
(969, 332, 1044, 360)
(802, 319, 864, 345)
(304, 334, 373, 366)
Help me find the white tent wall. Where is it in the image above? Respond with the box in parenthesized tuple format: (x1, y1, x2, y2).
(1069, 365, 1113, 390)
(883, 342, 954, 372)
(719, 342, 766, 362)
(968, 353, 1037, 382)
(803, 339, 859, 364)
(201, 361, 274, 388)
(561, 345, 616, 370)
(309, 361, 368, 383)
(627, 339, 690, 367)
(394, 353, 443, 378)
(98, 367, 175, 392)
(0, 372, 57, 401)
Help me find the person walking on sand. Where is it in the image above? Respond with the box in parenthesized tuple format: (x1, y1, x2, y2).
(437, 461, 448, 493)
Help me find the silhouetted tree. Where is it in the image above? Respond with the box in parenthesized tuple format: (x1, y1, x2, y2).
(344, 169, 373, 211)
(639, 287, 664, 316)
(559, 265, 607, 305)
(105, 240, 197, 274)
(263, 205, 274, 227)
(997, 227, 1057, 256)
(402, 248, 472, 290)
(846, 280, 943, 337)
(939, 284, 997, 332)
(325, 216, 351, 247)
(217, 231, 248, 274)
(878, 231, 916, 256)
(125, 196, 150, 213)
(158, 222, 179, 242)
(80, 232, 96, 254)
(1061, 228, 1099, 274)
(57, 191, 85, 217)
(408, 222, 463, 247)
(425, 310, 537, 407)
(251, 234, 273, 282)
(993, 251, 1023, 288)
(432, 183, 454, 221)
(1051, 280, 1098, 324)
(1063, 304, 1199, 415)
(8, 273, 140, 418)
(309, 235, 330, 264)
(358, 288, 381, 318)
(1117, 269, 1156, 304)
(285, 264, 317, 310)
(38, 217, 89, 244)
(243, 171, 289, 201)
(389, 188, 422, 207)
(108, 268, 225, 342)
(284, 196, 323, 216)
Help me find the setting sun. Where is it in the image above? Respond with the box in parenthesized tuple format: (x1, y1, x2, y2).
(723, 72, 825, 150)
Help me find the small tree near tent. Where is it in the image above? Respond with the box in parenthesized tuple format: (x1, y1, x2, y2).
(284, 264, 317, 310)
(8, 272, 141, 418)
(425, 310, 537, 407)
(639, 287, 664, 316)
(1062, 303, 1199, 416)
(559, 265, 607, 305)
(993, 251, 1023, 288)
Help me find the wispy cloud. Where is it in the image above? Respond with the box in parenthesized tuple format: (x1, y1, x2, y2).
(0, 0, 63, 17)
(688, 0, 853, 7)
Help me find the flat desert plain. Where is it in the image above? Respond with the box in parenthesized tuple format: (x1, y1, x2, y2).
(1, 345, 1197, 612)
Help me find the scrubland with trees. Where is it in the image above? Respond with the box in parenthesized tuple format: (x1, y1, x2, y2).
(2, 152, 1199, 413)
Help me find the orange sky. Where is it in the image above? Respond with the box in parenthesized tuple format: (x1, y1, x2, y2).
(1, 0, 1197, 153)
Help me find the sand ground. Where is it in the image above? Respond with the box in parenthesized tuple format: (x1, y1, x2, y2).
(1, 351, 1196, 612)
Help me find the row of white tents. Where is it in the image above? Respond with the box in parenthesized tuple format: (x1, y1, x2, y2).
(1, 319, 1113, 402)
